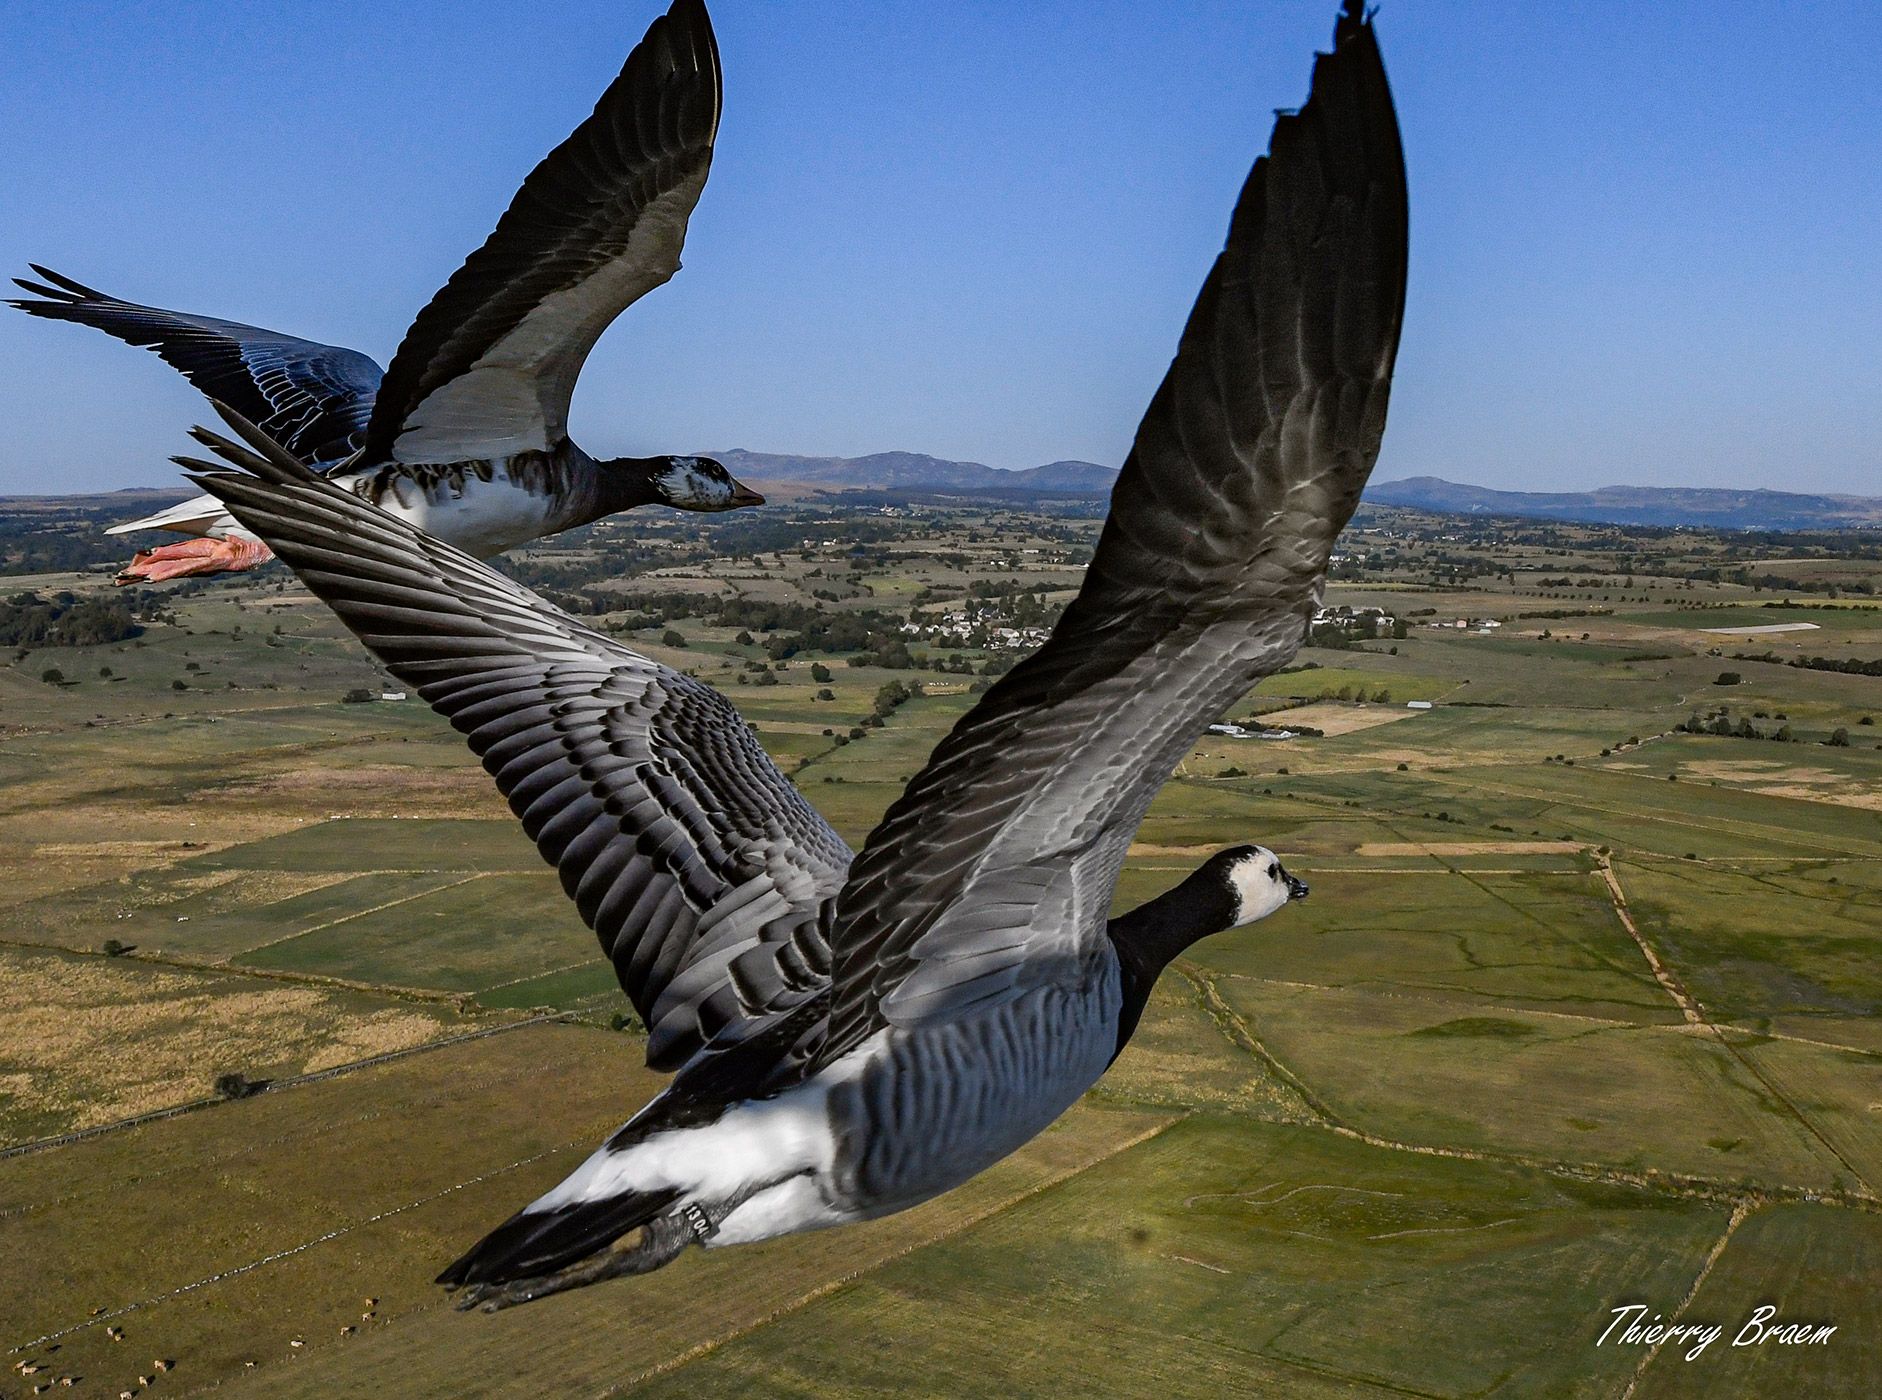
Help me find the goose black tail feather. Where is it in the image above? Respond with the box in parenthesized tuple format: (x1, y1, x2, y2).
(436, 1186, 681, 1288)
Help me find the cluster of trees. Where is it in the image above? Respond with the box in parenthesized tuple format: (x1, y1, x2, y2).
(1679, 711, 1791, 741)
(0, 507, 180, 575)
(1746, 575, 1873, 596)
(693, 595, 926, 669)
(868, 680, 921, 724)
(1305, 684, 1391, 704)
(1241, 719, 1324, 739)
(1308, 615, 1406, 648)
(1760, 598, 1882, 611)
(1796, 655, 1882, 677)
(493, 508, 950, 608)
(600, 591, 914, 669)
(494, 547, 661, 602)
(1, 590, 148, 648)
(1672, 708, 1833, 743)
(1735, 652, 1882, 679)
(959, 580, 1065, 632)
(818, 680, 924, 748)
(710, 512, 917, 559)
(614, 593, 1030, 678)
(716, 598, 901, 657)
(1339, 514, 1882, 602)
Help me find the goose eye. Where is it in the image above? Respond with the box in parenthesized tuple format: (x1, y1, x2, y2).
(1268, 865, 1280, 880)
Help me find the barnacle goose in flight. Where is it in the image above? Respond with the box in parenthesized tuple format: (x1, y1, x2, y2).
(185, 0, 1404, 1310)
(9, 0, 760, 586)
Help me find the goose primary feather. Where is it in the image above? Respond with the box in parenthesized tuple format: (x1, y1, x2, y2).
(187, 0, 1406, 1310)
(9, 0, 760, 586)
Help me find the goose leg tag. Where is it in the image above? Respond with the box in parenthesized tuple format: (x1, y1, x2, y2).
(681, 1201, 717, 1244)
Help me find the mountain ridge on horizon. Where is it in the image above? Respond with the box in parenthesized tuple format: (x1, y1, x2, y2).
(711, 450, 1881, 528)
(708, 448, 1118, 495)
(10, 455, 1879, 530)
(1364, 475, 1882, 529)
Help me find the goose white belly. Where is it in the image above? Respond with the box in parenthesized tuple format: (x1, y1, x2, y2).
(532, 958, 1124, 1248)
(116, 455, 574, 561)
(332, 459, 565, 559)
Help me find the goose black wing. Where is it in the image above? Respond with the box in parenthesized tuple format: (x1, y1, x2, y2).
(361, 0, 720, 465)
(190, 417, 848, 1076)
(9, 265, 379, 466)
(815, 3, 1408, 1065)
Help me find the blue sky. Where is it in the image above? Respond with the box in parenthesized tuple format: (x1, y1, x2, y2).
(1, 1, 1878, 496)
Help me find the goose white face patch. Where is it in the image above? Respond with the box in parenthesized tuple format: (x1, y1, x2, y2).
(656, 456, 736, 510)
(1227, 847, 1295, 925)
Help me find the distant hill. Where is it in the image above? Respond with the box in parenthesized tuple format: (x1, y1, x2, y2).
(712, 455, 1882, 527)
(711, 449, 1117, 496)
(9, 468, 1879, 531)
(1364, 476, 1882, 530)
(0, 486, 192, 515)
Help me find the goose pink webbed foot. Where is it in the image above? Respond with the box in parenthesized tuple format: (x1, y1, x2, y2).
(117, 535, 275, 585)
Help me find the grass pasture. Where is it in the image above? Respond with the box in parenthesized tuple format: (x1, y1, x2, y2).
(4, 497, 1880, 1394)
(1618, 858, 1882, 1036)
(1220, 979, 1859, 1190)
(1628, 1204, 1882, 1398)
(1, 1023, 1173, 1400)
(1187, 866, 1677, 1025)
(621, 1118, 1730, 1400)
(0, 945, 469, 1143)
(236, 872, 597, 998)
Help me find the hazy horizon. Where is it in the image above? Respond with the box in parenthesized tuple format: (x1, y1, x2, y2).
(2, 1, 1878, 497)
(17, 450, 1881, 505)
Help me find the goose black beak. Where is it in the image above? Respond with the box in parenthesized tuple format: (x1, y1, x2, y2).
(729, 483, 766, 509)
(1284, 873, 1309, 901)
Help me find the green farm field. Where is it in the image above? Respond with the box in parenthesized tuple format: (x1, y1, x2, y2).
(3, 494, 1879, 1396)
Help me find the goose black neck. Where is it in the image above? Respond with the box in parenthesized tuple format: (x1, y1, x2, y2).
(1106, 868, 1238, 1061)
(595, 457, 668, 513)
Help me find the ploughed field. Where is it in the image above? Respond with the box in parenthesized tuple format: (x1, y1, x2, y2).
(3, 497, 1879, 1396)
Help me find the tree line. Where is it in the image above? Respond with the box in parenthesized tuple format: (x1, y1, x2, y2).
(2, 589, 150, 647)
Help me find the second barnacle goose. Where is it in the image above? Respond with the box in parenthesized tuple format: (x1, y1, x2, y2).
(9, 0, 760, 586)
